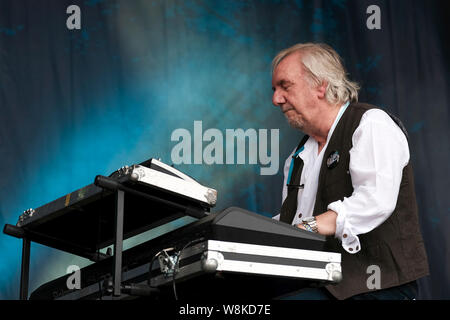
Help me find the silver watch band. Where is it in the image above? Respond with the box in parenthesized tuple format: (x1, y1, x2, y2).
(303, 218, 318, 233)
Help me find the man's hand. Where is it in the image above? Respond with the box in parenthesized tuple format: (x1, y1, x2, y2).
(297, 210, 338, 236)
(297, 223, 306, 230)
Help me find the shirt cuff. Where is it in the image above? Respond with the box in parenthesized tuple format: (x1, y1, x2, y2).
(272, 213, 280, 221)
(327, 200, 361, 254)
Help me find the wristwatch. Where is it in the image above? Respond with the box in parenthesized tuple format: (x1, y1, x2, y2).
(302, 217, 318, 233)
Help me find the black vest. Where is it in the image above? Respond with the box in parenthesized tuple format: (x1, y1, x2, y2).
(281, 102, 429, 299)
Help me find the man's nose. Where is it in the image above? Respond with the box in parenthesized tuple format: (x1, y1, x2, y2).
(272, 89, 286, 107)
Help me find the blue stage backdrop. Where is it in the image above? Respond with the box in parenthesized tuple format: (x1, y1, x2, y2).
(0, 0, 449, 299)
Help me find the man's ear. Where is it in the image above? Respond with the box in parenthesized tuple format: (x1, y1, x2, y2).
(316, 81, 328, 99)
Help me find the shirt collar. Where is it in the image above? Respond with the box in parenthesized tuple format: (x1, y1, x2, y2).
(326, 101, 350, 142)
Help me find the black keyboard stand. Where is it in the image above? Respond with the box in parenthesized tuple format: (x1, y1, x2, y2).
(3, 175, 207, 300)
(2, 191, 125, 300)
(112, 189, 124, 297)
(20, 238, 31, 300)
(3, 224, 31, 300)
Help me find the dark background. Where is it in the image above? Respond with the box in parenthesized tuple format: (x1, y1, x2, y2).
(0, 0, 449, 299)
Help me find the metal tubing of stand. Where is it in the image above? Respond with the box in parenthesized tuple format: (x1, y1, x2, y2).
(94, 175, 206, 219)
(112, 190, 125, 297)
(20, 238, 30, 300)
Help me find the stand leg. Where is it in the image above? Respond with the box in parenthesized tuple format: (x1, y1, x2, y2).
(113, 190, 124, 297)
(20, 238, 30, 300)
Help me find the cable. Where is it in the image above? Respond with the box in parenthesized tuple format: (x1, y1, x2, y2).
(172, 237, 205, 300)
(147, 249, 168, 286)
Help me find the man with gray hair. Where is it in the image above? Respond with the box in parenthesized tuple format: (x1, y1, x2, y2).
(271, 43, 429, 300)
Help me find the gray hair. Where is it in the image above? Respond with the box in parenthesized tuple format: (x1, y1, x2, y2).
(272, 43, 359, 104)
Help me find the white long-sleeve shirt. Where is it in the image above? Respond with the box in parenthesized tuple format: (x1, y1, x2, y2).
(273, 103, 410, 254)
